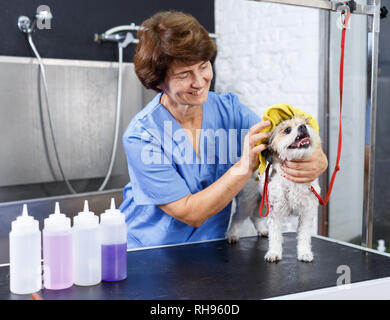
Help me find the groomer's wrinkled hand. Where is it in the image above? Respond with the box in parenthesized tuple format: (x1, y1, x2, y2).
(281, 144, 328, 183)
(237, 120, 271, 175)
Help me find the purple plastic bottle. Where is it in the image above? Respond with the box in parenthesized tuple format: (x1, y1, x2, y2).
(100, 199, 127, 282)
(43, 202, 73, 290)
(101, 243, 127, 281)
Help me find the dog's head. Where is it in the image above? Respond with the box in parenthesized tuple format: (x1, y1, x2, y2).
(265, 116, 320, 162)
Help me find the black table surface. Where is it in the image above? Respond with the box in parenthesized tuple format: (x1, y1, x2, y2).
(2, 233, 390, 300)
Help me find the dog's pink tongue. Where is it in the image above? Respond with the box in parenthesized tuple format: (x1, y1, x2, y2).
(298, 137, 310, 147)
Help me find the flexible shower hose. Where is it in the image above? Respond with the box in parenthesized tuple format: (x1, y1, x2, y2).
(28, 33, 123, 194)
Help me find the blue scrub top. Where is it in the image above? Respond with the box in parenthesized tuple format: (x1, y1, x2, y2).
(119, 91, 261, 248)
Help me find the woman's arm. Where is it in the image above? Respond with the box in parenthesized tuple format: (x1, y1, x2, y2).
(281, 143, 328, 183)
(158, 121, 271, 227)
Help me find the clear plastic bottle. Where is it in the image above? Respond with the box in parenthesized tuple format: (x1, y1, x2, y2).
(9, 204, 42, 294)
(73, 200, 101, 286)
(377, 239, 386, 252)
(100, 198, 127, 282)
(42, 202, 73, 290)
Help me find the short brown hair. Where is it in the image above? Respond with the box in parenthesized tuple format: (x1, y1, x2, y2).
(134, 11, 217, 92)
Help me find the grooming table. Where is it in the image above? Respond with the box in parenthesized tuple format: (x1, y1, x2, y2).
(1, 233, 390, 300)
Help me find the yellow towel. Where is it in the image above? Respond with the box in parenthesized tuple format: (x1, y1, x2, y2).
(257, 104, 319, 175)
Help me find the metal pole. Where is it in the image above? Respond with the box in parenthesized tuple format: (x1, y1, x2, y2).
(362, 0, 381, 248)
(318, 9, 330, 236)
(248, 0, 375, 15)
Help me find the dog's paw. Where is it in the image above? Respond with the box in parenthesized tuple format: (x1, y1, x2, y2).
(264, 250, 282, 263)
(226, 232, 240, 244)
(297, 251, 314, 262)
(258, 229, 268, 237)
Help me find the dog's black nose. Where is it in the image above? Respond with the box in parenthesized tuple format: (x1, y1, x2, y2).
(298, 124, 307, 134)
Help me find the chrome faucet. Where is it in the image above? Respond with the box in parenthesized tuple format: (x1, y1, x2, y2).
(18, 9, 53, 34)
(94, 23, 139, 45)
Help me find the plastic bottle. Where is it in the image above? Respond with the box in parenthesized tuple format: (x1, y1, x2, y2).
(377, 239, 386, 252)
(42, 202, 73, 290)
(72, 200, 101, 286)
(9, 204, 42, 294)
(100, 198, 127, 282)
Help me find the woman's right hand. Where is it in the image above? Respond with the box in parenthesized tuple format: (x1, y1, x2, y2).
(235, 120, 271, 176)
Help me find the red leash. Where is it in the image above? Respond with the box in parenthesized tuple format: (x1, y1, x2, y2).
(311, 10, 350, 205)
(259, 163, 271, 217)
(259, 9, 351, 216)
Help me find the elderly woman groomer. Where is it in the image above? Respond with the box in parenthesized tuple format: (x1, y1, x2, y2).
(119, 11, 328, 248)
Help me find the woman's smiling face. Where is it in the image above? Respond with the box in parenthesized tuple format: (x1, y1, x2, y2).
(159, 60, 213, 107)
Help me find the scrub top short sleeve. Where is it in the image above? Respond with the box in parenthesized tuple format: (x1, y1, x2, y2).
(123, 134, 191, 206)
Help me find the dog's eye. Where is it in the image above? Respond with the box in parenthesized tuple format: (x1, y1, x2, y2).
(284, 127, 291, 134)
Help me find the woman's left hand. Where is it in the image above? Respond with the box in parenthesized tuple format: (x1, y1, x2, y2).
(281, 144, 328, 183)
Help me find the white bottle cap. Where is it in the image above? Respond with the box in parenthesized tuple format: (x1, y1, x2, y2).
(73, 200, 99, 228)
(44, 202, 71, 233)
(10, 204, 39, 235)
(100, 198, 125, 225)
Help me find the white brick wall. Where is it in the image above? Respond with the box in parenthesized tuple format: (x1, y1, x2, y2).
(215, 0, 320, 120)
(215, 0, 321, 235)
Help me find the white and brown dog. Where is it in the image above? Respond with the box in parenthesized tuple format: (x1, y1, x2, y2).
(227, 116, 320, 263)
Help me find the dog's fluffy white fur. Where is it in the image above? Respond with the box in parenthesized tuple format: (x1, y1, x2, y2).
(226, 116, 321, 263)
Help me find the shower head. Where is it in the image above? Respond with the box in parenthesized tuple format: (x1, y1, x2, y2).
(17, 9, 53, 34)
(94, 24, 139, 44)
(17, 16, 31, 33)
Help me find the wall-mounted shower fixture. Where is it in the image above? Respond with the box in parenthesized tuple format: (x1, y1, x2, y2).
(94, 23, 140, 44)
(93, 25, 139, 193)
(17, 11, 124, 194)
(94, 22, 217, 45)
(17, 10, 81, 194)
(18, 8, 53, 34)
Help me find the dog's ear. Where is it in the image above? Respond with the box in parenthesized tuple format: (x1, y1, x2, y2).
(261, 147, 273, 164)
